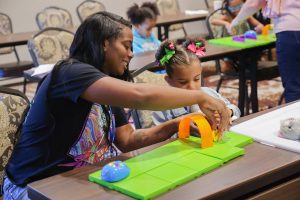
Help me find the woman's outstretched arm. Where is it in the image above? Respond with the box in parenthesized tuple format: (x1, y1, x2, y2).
(81, 76, 230, 132)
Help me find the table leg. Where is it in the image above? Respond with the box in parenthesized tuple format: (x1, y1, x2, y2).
(249, 53, 259, 113)
(238, 56, 246, 116)
(163, 25, 170, 40)
(158, 26, 162, 41)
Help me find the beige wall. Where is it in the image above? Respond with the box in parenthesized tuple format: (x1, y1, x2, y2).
(0, 0, 210, 62)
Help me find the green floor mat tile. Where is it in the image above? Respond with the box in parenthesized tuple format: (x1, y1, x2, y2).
(208, 34, 276, 49)
(112, 173, 171, 200)
(146, 162, 197, 188)
(125, 145, 193, 177)
(222, 131, 253, 147)
(172, 152, 223, 172)
(89, 132, 252, 199)
(196, 143, 245, 162)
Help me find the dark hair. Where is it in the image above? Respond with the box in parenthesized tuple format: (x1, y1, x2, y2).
(127, 2, 159, 25)
(222, 0, 245, 16)
(155, 38, 206, 77)
(69, 11, 132, 81)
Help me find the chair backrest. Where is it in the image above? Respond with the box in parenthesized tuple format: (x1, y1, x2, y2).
(77, 0, 106, 22)
(27, 27, 74, 66)
(36, 6, 73, 30)
(0, 87, 29, 191)
(0, 13, 20, 62)
(132, 70, 167, 128)
(206, 8, 251, 39)
(156, 0, 185, 32)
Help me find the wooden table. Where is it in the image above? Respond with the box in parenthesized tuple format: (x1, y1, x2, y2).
(155, 13, 208, 41)
(27, 103, 300, 200)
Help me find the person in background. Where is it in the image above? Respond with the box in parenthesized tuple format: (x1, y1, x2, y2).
(152, 39, 240, 128)
(3, 12, 230, 199)
(212, 0, 264, 36)
(229, 0, 300, 103)
(127, 2, 161, 54)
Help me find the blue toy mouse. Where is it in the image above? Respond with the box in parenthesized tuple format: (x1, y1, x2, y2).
(101, 160, 130, 182)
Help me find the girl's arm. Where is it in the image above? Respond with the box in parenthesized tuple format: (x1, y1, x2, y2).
(231, 0, 265, 28)
(211, 15, 230, 27)
(81, 76, 230, 132)
(248, 16, 264, 33)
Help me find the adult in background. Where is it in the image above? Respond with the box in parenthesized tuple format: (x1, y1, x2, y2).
(230, 0, 300, 102)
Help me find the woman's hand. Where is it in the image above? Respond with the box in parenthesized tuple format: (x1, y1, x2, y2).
(254, 24, 264, 33)
(198, 95, 231, 134)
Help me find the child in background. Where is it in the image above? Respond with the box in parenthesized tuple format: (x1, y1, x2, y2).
(211, 0, 264, 36)
(152, 39, 240, 126)
(127, 2, 161, 54)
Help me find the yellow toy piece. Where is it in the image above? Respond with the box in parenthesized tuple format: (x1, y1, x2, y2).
(262, 24, 271, 36)
(178, 114, 216, 148)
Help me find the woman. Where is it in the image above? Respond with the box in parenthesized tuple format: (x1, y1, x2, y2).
(3, 11, 229, 199)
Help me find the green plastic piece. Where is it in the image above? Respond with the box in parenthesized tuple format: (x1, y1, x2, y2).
(88, 131, 253, 199)
(208, 34, 276, 49)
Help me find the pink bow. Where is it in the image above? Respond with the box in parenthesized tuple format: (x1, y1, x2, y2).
(187, 43, 206, 57)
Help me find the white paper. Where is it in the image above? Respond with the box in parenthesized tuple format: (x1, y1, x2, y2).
(31, 64, 55, 77)
(184, 10, 209, 15)
(230, 102, 300, 154)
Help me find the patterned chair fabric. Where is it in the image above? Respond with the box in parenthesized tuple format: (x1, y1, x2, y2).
(0, 87, 29, 190)
(77, 0, 106, 22)
(133, 70, 167, 128)
(27, 28, 74, 66)
(36, 6, 73, 30)
(0, 13, 20, 62)
(156, 0, 185, 33)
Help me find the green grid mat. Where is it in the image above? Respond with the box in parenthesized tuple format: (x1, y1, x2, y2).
(89, 131, 253, 199)
(208, 34, 276, 49)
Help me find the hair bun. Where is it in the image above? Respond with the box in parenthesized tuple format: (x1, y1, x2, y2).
(155, 40, 176, 66)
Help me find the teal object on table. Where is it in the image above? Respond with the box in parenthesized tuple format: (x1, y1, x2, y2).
(89, 132, 253, 200)
(208, 34, 276, 49)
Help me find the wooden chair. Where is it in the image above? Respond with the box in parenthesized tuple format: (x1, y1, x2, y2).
(24, 27, 74, 92)
(0, 13, 33, 87)
(77, 0, 106, 22)
(0, 87, 29, 196)
(131, 70, 167, 129)
(156, 0, 187, 38)
(36, 6, 73, 30)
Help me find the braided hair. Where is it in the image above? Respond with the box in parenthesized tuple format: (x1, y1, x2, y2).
(155, 38, 206, 77)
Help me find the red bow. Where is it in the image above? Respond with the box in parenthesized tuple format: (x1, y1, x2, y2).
(187, 43, 206, 57)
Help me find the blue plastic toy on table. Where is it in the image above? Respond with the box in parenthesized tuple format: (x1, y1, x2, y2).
(244, 30, 257, 39)
(101, 160, 130, 182)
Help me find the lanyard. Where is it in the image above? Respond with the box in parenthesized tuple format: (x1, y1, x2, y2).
(108, 106, 116, 154)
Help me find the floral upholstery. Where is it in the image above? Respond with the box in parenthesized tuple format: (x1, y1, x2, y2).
(156, 0, 184, 32)
(77, 0, 106, 22)
(0, 13, 14, 55)
(0, 92, 29, 187)
(36, 7, 73, 30)
(133, 70, 167, 128)
(28, 28, 74, 66)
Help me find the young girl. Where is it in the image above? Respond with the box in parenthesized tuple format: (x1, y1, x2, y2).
(3, 12, 230, 199)
(211, 0, 264, 36)
(152, 39, 241, 126)
(127, 2, 161, 54)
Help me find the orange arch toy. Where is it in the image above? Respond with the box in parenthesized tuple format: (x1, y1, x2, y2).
(178, 114, 214, 148)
